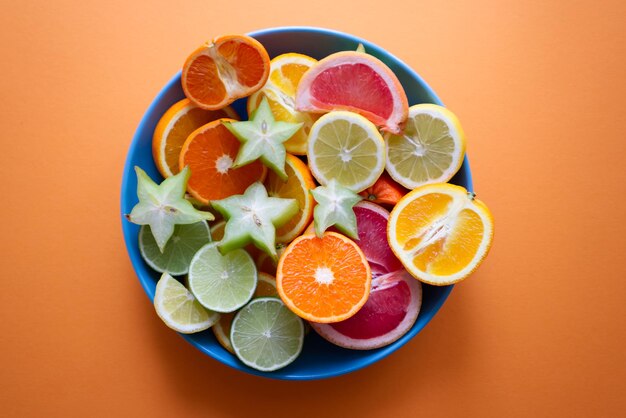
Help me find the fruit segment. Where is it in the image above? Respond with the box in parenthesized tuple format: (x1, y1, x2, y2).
(182, 34, 270, 110)
(126, 166, 214, 252)
(388, 183, 494, 285)
(211, 182, 298, 260)
(224, 97, 302, 181)
(296, 51, 408, 133)
(277, 232, 371, 323)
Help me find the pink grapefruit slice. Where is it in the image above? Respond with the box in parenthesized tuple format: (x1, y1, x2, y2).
(310, 270, 422, 350)
(295, 51, 409, 134)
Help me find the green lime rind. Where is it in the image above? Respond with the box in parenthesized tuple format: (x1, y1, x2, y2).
(154, 273, 220, 334)
(224, 97, 302, 181)
(231, 297, 304, 372)
(188, 242, 257, 313)
(139, 221, 211, 275)
(212, 182, 298, 261)
(311, 179, 362, 240)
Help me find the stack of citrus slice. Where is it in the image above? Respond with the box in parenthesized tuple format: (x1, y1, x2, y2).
(125, 33, 495, 374)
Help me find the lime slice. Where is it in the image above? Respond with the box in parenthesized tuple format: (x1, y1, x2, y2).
(212, 273, 278, 354)
(231, 297, 304, 371)
(139, 221, 211, 275)
(153, 273, 219, 334)
(385, 104, 466, 189)
(188, 243, 257, 313)
(307, 111, 385, 192)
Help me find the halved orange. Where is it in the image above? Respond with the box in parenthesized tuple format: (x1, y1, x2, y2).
(264, 154, 316, 243)
(359, 172, 408, 206)
(182, 34, 270, 110)
(248, 53, 319, 154)
(277, 232, 371, 323)
(179, 119, 266, 203)
(296, 51, 408, 134)
(153, 99, 238, 178)
(388, 183, 494, 286)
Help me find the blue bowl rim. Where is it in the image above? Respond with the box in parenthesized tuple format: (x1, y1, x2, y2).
(120, 26, 473, 380)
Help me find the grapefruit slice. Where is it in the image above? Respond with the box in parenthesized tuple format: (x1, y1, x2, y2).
(310, 270, 422, 350)
(295, 51, 409, 134)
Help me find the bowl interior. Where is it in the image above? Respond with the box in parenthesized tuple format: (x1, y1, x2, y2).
(121, 27, 473, 380)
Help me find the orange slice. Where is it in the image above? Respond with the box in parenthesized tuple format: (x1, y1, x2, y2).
(296, 51, 408, 134)
(212, 272, 277, 353)
(153, 99, 238, 178)
(182, 34, 270, 110)
(359, 172, 408, 206)
(264, 154, 316, 243)
(277, 232, 371, 323)
(179, 119, 266, 203)
(388, 183, 494, 286)
(248, 53, 319, 154)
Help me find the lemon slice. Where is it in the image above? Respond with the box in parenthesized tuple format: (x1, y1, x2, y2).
(387, 183, 494, 285)
(307, 111, 385, 192)
(153, 273, 219, 333)
(385, 104, 466, 189)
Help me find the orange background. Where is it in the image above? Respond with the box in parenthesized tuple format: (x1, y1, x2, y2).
(2, 0, 625, 416)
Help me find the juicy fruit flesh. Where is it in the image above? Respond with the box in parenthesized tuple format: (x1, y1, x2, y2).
(330, 278, 411, 339)
(181, 121, 265, 202)
(395, 192, 486, 275)
(386, 112, 459, 185)
(310, 63, 393, 119)
(278, 233, 371, 322)
(231, 298, 304, 371)
(218, 40, 267, 89)
(352, 204, 403, 276)
(185, 54, 227, 104)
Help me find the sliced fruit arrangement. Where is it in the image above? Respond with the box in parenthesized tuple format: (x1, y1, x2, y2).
(248, 53, 319, 154)
(310, 270, 421, 349)
(307, 111, 385, 192)
(125, 34, 494, 372)
(388, 183, 494, 285)
(153, 98, 238, 178)
(179, 119, 267, 203)
(296, 51, 409, 134)
(154, 273, 220, 334)
(385, 104, 466, 189)
(277, 232, 371, 323)
(182, 34, 270, 110)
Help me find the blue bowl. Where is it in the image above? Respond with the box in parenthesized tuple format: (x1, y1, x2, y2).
(121, 26, 472, 380)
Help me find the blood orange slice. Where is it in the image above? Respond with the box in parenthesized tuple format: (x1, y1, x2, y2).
(310, 270, 421, 350)
(296, 51, 408, 134)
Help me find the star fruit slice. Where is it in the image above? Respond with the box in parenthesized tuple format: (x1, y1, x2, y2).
(224, 97, 302, 181)
(311, 179, 363, 240)
(211, 182, 298, 261)
(126, 166, 214, 252)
